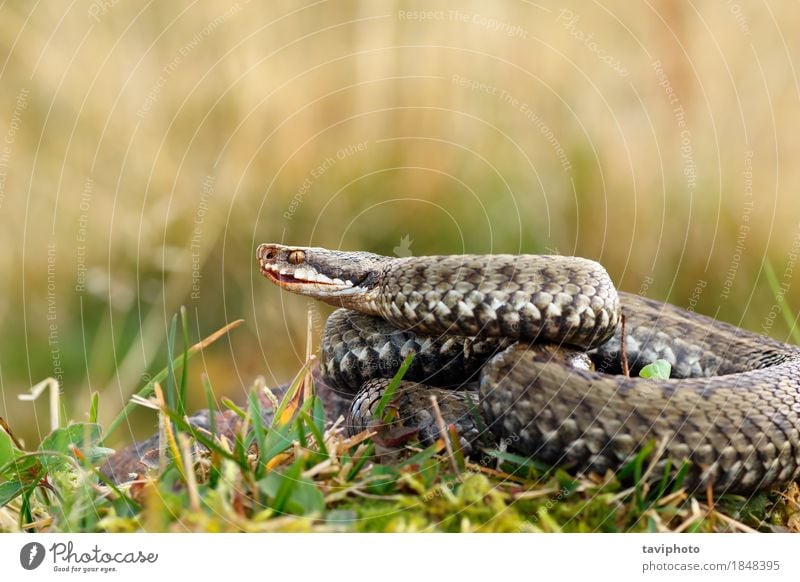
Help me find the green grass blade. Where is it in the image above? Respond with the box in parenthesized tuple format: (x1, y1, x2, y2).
(222, 397, 247, 419)
(295, 417, 308, 450)
(20, 488, 34, 530)
(447, 425, 466, 472)
(272, 459, 303, 513)
(464, 393, 487, 434)
(88, 392, 99, 424)
(248, 391, 267, 480)
(399, 442, 440, 468)
(311, 395, 326, 436)
(374, 353, 415, 421)
(671, 460, 691, 493)
(166, 313, 178, 416)
(300, 408, 328, 458)
(345, 441, 374, 481)
(269, 366, 308, 429)
(202, 374, 216, 440)
(653, 458, 673, 500)
(485, 449, 551, 473)
(179, 306, 190, 417)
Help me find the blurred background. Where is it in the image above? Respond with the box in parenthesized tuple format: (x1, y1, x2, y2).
(1, 0, 798, 449)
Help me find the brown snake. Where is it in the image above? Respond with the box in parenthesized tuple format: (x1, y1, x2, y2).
(256, 243, 800, 493)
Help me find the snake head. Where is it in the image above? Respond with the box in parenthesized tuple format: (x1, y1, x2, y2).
(256, 243, 387, 306)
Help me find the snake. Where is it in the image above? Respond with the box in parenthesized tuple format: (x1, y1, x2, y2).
(256, 243, 800, 493)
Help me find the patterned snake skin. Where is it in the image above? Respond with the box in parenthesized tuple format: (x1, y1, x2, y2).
(257, 244, 800, 493)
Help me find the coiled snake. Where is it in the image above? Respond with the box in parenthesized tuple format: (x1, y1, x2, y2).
(257, 244, 800, 493)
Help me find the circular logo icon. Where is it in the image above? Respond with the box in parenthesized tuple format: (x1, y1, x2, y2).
(20, 542, 46, 570)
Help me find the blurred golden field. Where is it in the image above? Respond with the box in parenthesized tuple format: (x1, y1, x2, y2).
(1, 0, 799, 449)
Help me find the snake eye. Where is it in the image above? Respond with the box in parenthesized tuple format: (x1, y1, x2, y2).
(288, 250, 305, 265)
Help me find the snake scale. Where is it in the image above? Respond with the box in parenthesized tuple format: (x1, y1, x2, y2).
(256, 243, 800, 494)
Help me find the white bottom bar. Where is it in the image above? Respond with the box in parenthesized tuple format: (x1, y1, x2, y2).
(1, 533, 797, 581)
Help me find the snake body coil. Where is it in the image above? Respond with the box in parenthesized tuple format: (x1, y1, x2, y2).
(257, 244, 800, 493)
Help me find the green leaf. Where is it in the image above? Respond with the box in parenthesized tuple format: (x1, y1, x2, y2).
(0, 481, 23, 506)
(0, 453, 40, 480)
(366, 464, 400, 495)
(485, 449, 551, 474)
(260, 467, 325, 516)
(38, 423, 112, 472)
(0, 426, 21, 468)
(639, 359, 672, 380)
(260, 420, 295, 463)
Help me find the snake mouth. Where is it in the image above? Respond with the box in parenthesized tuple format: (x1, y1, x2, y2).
(259, 260, 355, 290)
(261, 268, 304, 286)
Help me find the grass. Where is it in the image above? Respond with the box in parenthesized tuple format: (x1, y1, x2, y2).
(1, 304, 800, 533)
